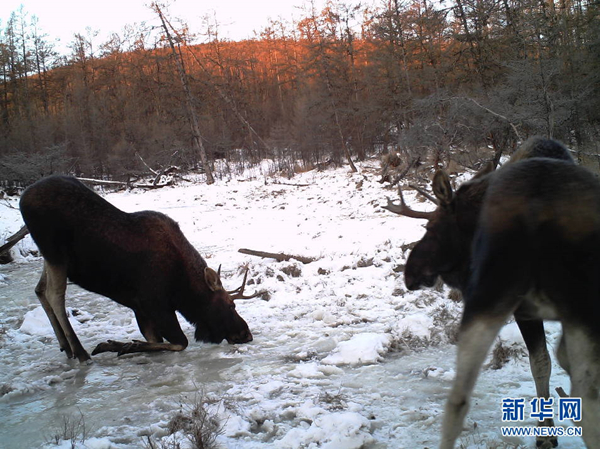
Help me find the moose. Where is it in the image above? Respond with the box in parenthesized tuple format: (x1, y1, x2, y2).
(20, 175, 258, 363)
(384, 138, 599, 448)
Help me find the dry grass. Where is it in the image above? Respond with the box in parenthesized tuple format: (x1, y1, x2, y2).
(143, 390, 225, 449)
(489, 341, 526, 370)
(45, 410, 88, 448)
(319, 388, 348, 411)
(458, 426, 525, 448)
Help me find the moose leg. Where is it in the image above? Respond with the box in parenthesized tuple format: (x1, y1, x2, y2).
(92, 311, 188, 356)
(442, 228, 527, 448)
(35, 266, 72, 358)
(562, 326, 600, 449)
(516, 319, 557, 448)
(440, 316, 507, 449)
(556, 334, 569, 375)
(43, 262, 91, 363)
(134, 309, 164, 343)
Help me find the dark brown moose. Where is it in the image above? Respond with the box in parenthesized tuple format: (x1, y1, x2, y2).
(385, 138, 599, 448)
(20, 175, 257, 363)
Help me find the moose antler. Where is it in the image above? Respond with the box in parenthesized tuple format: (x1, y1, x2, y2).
(228, 269, 266, 300)
(382, 187, 435, 220)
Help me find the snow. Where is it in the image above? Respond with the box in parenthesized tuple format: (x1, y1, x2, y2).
(19, 306, 93, 337)
(322, 333, 392, 366)
(277, 410, 375, 448)
(19, 306, 58, 336)
(0, 161, 584, 448)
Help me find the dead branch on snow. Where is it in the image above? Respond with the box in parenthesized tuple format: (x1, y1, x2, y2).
(238, 248, 316, 264)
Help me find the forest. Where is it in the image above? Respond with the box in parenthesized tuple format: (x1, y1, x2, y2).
(0, 0, 599, 185)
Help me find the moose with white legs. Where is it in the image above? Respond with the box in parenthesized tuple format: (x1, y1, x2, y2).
(20, 175, 259, 363)
(384, 138, 599, 448)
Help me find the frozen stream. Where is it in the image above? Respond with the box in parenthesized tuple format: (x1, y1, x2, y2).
(0, 163, 585, 448)
(1, 261, 456, 449)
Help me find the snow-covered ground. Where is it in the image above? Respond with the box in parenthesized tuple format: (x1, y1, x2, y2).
(0, 161, 584, 448)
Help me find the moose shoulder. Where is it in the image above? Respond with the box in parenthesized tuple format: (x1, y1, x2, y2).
(20, 175, 254, 363)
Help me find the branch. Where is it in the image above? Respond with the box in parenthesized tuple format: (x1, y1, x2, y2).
(238, 248, 316, 264)
(1, 199, 19, 210)
(271, 180, 313, 187)
(77, 177, 129, 187)
(555, 386, 569, 398)
(153, 165, 178, 187)
(408, 184, 439, 205)
(136, 152, 159, 176)
(456, 97, 522, 141)
(0, 225, 29, 258)
(389, 157, 418, 187)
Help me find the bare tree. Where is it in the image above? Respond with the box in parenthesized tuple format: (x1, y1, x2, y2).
(151, 2, 214, 184)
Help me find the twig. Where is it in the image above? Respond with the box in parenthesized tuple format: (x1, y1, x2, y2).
(1, 199, 19, 210)
(136, 152, 159, 176)
(555, 386, 569, 398)
(452, 97, 522, 141)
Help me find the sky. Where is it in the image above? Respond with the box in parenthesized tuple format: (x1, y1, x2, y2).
(0, 0, 320, 55)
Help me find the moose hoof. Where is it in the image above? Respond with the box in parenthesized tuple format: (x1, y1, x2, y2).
(75, 351, 92, 364)
(92, 340, 126, 355)
(60, 346, 75, 359)
(536, 436, 558, 448)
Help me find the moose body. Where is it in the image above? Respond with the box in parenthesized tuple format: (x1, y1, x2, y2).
(383, 138, 598, 447)
(20, 175, 252, 363)
(444, 158, 600, 448)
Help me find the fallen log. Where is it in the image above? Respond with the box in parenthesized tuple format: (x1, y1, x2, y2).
(238, 248, 316, 264)
(76, 177, 129, 187)
(76, 177, 173, 189)
(0, 225, 29, 263)
(271, 180, 313, 187)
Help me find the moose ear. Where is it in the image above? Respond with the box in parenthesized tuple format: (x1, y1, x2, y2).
(432, 170, 454, 206)
(204, 267, 223, 292)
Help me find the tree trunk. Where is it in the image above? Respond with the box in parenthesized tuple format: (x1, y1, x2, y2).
(152, 3, 215, 184)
